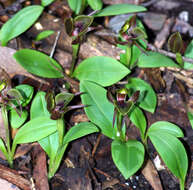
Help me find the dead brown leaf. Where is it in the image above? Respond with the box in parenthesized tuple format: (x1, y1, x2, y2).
(142, 159, 163, 190)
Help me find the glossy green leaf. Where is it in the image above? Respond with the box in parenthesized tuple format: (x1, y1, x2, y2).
(94, 4, 146, 17)
(129, 106, 146, 139)
(10, 109, 28, 129)
(13, 49, 64, 78)
(15, 84, 34, 106)
(35, 30, 54, 41)
(41, 0, 55, 7)
(111, 140, 145, 179)
(63, 122, 99, 144)
(147, 121, 184, 138)
(184, 39, 193, 69)
(126, 78, 157, 113)
(87, 0, 103, 10)
(13, 116, 57, 144)
(138, 52, 179, 68)
(80, 80, 114, 138)
(30, 91, 50, 119)
(67, 0, 82, 14)
(187, 111, 193, 129)
(0, 5, 44, 46)
(148, 132, 188, 185)
(73, 56, 130, 86)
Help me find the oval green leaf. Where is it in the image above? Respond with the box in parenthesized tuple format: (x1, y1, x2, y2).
(87, 0, 103, 10)
(126, 78, 157, 113)
(94, 4, 146, 17)
(80, 80, 114, 138)
(147, 121, 184, 138)
(10, 109, 28, 129)
(184, 39, 193, 69)
(111, 140, 145, 179)
(13, 49, 64, 78)
(73, 56, 130, 86)
(148, 132, 188, 184)
(63, 122, 99, 144)
(138, 52, 179, 68)
(129, 106, 146, 140)
(35, 30, 54, 41)
(41, 0, 55, 7)
(0, 5, 44, 46)
(14, 116, 57, 144)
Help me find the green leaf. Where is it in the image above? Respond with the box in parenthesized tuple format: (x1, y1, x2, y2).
(87, 0, 103, 10)
(73, 56, 130, 87)
(111, 140, 145, 179)
(30, 91, 59, 161)
(147, 121, 184, 138)
(41, 0, 55, 7)
(15, 84, 34, 106)
(118, 44, 131, 67)
(30, 91, 50, 119)
(129, 106, 146, 140)
(94, 4, 146, 17)
(184, 39, 193, 69)
(13, 116, 57, 144)
(13, 49, 64, 78)
(148, 132, 188, 185)
(10, 109, 28, 129)
(0, 138, 8, 158)
(67, 0, 82, 14)
(0, 5, 44, 46)
(126, 78, 157, 113)
(80, 80, 114, 138)
(187, 111, 193, 129)
(35, 30, 54, 41)
(63, 122, 99, 144)
(138, 52, 180, 68)
(39, 131, 59, 159)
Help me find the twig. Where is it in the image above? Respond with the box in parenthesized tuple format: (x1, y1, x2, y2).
(141, 0, 158, 7)
(94, 31, 193, 64)
(50, 31, 60, 58)
(92, 133, 102, 157)
(0, 164, 31, 190)
(147, 43, 193, 64)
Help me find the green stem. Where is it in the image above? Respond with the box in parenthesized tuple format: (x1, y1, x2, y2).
(57, 118, 65, 147)
(116, 112, 125, 142)
(180, 180, 184, 190)
(69, 44, 80, 76)
(1, 105, 13, 167)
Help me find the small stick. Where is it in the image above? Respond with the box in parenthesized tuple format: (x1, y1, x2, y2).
(50, 31, 61, 58)
(92, 133, 102, 157)
(147, 43, 193, 64)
